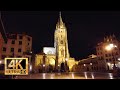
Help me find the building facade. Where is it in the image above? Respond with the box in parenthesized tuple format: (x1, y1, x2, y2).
(0, 33, 32, 62)
(96, 35, 120, 71)
(77, 54, 106, 72)
(35, 12, 76, 72)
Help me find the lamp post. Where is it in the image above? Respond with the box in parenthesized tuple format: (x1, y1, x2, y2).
(105, 43, 117, 72)
(84, 64, 86, 71)
(65, 58, 68, 72)
(107, 62, 110, 71)
(43, 64, 45, 73)
(90, 63, 92, 72)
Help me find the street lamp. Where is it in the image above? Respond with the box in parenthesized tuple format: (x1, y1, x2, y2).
(118, 58, 120, 61)
(83, 64, 86, 71)
(30, 65, 32, 72)
(105, 43, 117, 71)
(0, 60, 2, 64)
(43, 64, 45, 73)
(90, 63, 92, 65)
(90, 63, 92, 72)
(43, 64, 45, 67)
(84, 64, 86, 66)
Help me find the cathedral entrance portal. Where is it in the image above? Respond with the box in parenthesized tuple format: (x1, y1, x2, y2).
(60, 62, 65, 72)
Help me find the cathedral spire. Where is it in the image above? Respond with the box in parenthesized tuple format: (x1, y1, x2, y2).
(59, 11, 63, 25)
(56, 11, 64, 29)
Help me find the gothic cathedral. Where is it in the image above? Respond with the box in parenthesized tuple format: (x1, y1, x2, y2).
(35, 12, 77, 73)
(54, 12, 70, 70)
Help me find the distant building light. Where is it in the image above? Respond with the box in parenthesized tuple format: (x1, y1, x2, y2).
(90, 63, 92, 65)
(109, 44, 114, 48)
(0, 61, 2, 64)
(84, 64, 86, 66)
(30, 65, 32, 71)
(115, 45, 117, 47)
(43, 64, 45, 67)
(107, 63, 110, 66)
(118, 58, 120, 61)
(66, 58, 68, 61)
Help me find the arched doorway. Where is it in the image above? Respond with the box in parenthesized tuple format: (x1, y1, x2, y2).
(60, 62, 65, 72)
(48, 64, 53, 72)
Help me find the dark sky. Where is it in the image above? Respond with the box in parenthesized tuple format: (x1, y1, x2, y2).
(1, 11, 120, 60)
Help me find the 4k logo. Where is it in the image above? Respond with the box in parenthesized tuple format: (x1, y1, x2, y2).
(5, 58, 28, 75)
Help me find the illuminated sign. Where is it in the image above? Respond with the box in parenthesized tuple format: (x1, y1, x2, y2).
(5, 58, 28, 75)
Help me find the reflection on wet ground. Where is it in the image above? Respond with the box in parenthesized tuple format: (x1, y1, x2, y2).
(16, 72, 120, 79)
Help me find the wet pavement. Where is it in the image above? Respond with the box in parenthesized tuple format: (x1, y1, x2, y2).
(15, 72, 120, 79)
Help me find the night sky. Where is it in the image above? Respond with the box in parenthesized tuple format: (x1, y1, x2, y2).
(1, 11, 120, 60)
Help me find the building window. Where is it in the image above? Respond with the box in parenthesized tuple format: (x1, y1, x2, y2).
(11, 48, 14, 52)
(1, 55, 6, 59)
(2, 47, 6, 52)
(109, 59, 111, 61)
(19, 41, 22, 45)
(106, 59, 108, 62)
(18, 48, 22, 52)
(101, 57, 103, 60)
(105, 54, 108, 57)
(116, 52, 118, 55)
(97, 53, 99, 55)
(27, 37, 30, 41)
(19, 35, 23, 39)
(98, 47, 99, 51)
(112, 58, 114, 61)
(61, 40, 63, 44)
(109, 54, 111, 57)
(115, 48, 117, 50)
(98, 57, 100, 60)
(17, 56, 22, 58)
(11, 40, 15, 44)
(9, 55, 13, 58)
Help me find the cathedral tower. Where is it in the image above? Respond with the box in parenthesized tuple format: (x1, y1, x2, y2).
(54, 12, 70, 70)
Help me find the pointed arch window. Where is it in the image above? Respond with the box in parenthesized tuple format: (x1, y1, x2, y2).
(61, 49, 64, 56)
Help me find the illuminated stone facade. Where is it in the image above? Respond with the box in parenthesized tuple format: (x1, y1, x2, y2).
(0, 33, 32, 62)
(35, 12, 76, 72)
(77, 54, 106, 72)
(96, 35, 120, 71)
